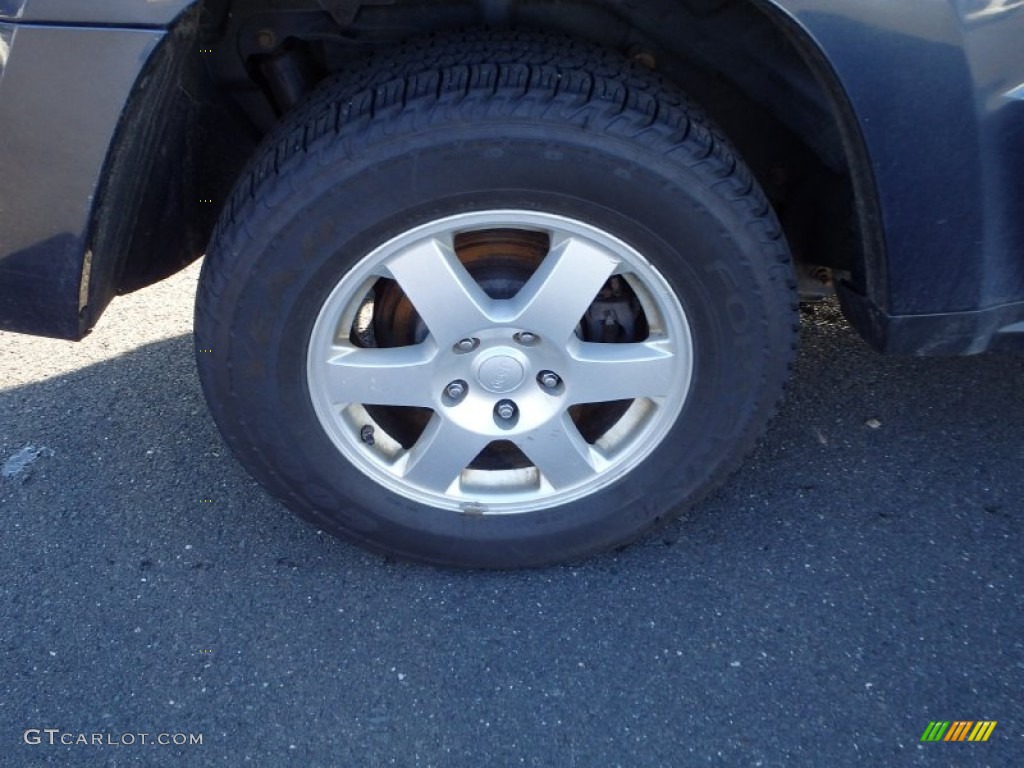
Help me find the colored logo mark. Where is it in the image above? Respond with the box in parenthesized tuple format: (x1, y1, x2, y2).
(921, 721, 997, 742)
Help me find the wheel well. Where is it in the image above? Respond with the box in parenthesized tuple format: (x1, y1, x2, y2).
(103, 0, 880, 300)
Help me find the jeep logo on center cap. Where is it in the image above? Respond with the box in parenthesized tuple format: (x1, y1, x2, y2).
(477, 354, 525, 394)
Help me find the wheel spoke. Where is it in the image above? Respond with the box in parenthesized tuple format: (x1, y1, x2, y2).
(515, 413, 604, 490)
(510, 236, 620, 342)
(398, 415, 489, 494)
(565, 339, 679, 404)
(385, 237, 493, 345)
(323, 344, 437, 407)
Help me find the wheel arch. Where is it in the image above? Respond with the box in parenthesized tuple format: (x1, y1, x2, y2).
(745, 0, 887, 309)
(91, 0, 884, 319)
(83, 2, 257, 325)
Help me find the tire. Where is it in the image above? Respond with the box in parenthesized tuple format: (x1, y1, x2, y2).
(195, 31, 798, 568)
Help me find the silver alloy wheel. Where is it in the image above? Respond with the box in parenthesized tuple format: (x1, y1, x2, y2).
(306, 210, 693, 514)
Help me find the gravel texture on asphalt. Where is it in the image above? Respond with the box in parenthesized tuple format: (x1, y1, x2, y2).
(1, 261, 1021, 766)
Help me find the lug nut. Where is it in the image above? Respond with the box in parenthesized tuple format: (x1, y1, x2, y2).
(538, 371, 561, 390)
(360, 425, 375, 445)
(454, 338, 478, 353)
(495, 400, 517, 420)
(445, 380, 467, 401)
(514, 332, 539, 346)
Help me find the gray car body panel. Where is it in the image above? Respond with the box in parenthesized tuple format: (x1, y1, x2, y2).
(770, 0, 1024, 350)
(0, 0, 1022, 350)
(0, 22, 161, 337)
(0, 1, 190, 25)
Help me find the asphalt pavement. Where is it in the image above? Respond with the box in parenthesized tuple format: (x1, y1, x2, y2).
(1, 261, 1021, 766)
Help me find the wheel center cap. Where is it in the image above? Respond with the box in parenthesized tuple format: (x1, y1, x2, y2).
(476, 351, 526, 394)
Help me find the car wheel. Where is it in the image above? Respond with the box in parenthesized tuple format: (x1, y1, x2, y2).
(194, 32, 797, 567)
